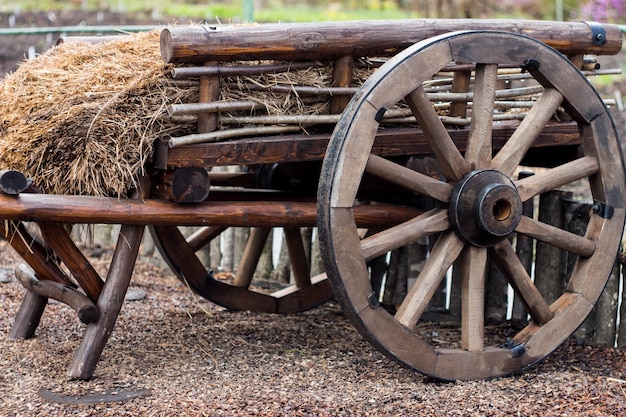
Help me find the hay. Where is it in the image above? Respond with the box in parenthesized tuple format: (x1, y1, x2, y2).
(0, 30, 376, 197)
(0, 30, 196, 197)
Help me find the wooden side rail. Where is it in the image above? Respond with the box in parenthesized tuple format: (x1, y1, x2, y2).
(160, 19, 622, 64)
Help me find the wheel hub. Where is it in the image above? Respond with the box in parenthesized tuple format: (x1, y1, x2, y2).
(449, 170, 523, 247)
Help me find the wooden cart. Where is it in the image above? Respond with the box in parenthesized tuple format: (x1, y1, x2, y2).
(1, 19, 625, 381)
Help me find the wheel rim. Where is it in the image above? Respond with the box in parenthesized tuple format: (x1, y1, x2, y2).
(150, 225, 333, 314)
(317, 31, 626, 380)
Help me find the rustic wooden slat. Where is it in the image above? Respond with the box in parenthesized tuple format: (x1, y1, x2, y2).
(196, 61, 221, 133)
(465, 63, 497, 169)
(448, 70, 471, 118)
(329, 55, 354, 114)
(515, 156, 599, 202)
(394, 231, 465, 328)
(160, 20, 622, 64)
(157, 122, 581, 169)
(461, 246, 487, 352)
(490, 240, 554, 325)
(516, 215, 595, 257)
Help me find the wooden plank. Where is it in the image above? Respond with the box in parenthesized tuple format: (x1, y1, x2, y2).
(157, 122, 581, 169)
(160, 20, 622, 64)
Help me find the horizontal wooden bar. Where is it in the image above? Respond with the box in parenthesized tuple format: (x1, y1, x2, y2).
(0, 194, 420, 228)
(160, 19, 622, 64)
(157, 122, 580, 169)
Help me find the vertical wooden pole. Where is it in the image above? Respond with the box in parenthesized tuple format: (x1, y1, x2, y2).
(329, 55, 353, 115)
(449, 70, 471, 118)
(197, 61, 221, 134)
(67, 224, 144, 379)
(592, 261, 619, 347)
(618, 253, 626, 349)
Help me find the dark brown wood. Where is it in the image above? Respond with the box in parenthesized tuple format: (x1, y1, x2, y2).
(234, 227, 271, 287)
(160, 20, 622, 64)
(150, 225, 334, 313)
(283, 227, 312, 288)
(512, 171, 535, 327)
(0, 221, 71, 285)
(67, 224, 144, 379)
(0, 170, 30, 195)
(157, 122, 581, 170)
(153, 167, 211, 203)
(14, 264, 98, 324)
(8, 290, 48, 340)
(0, 194, 420, 228)
(448, 70, 471, 118)
(197, 61, 221, 133)
(38, 222, 104, 301)
(329, 56, 353, 114)
(171, 61, 322, 78)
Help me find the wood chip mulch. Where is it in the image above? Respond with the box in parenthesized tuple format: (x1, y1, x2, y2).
(1, 240, 625, 416)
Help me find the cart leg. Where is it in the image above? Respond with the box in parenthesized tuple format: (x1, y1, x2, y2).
(67, 224, 144, 380)
(9, 290, 48, 340)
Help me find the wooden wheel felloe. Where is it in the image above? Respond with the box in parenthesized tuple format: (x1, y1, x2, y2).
(317, 31, 626, 380)
(150, 225, 334, 314)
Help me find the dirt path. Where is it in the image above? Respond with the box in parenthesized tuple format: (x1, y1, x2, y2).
(1, 240, 625, 416)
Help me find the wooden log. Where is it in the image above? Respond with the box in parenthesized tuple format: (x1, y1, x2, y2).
(591, 261, 619, 347)
(67, 224, 144, 380)
(14, 265, 98, 324)
(170, 61, 322, 78)
(0, 170, 31, 195)
(8, 290, 48, 340)
(618, 253, 626, 349)
(38, 222, 104, 301)
(160, 20, 622, 64)
(0, 193, 420, 228)
(153, 167, 211, 203)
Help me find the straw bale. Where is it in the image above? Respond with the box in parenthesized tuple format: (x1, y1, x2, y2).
(0, 30, 196, 197)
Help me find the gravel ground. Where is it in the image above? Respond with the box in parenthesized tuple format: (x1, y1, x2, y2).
(1, 240, 626, 416)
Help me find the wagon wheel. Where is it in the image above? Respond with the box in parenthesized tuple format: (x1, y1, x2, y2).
(317, 31, 626, 380)
(150, 225, 333, 313)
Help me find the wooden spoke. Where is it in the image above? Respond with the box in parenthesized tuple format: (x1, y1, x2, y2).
(492, 88, 564, 176)
(284, 227, 312, 288)
(490, 240, 554, 325)
(516, 215, 596, 257)
(360, 208, 449, 261)
(405, 85, 471, 181)
(465, 64, 497, 169)
(460, 246, 487, 352)
(234, 227, 271, 287)
(365, 154, 453, 203)
(188, 226, 228, 252)
(515, 156, 599, 202)
(394, 231, 465, 328)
